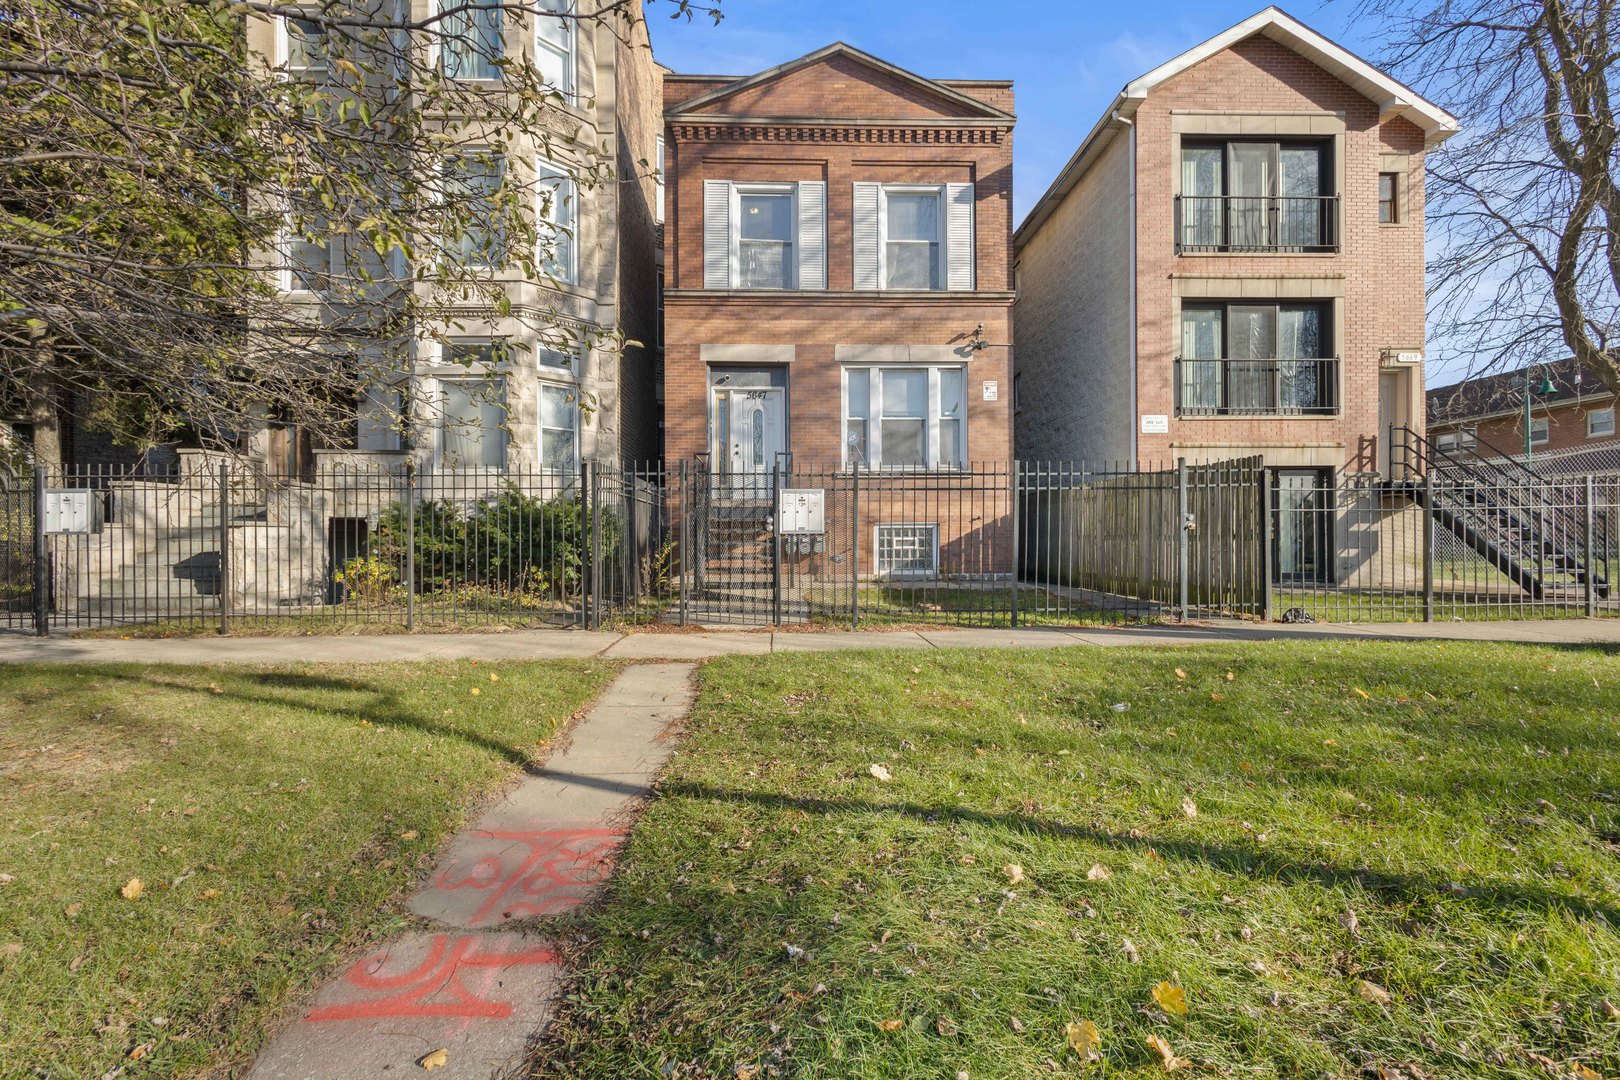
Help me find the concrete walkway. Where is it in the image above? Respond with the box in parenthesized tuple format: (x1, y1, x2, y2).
(1, 617, 1618, 665)
(247, 663, 694, 1079)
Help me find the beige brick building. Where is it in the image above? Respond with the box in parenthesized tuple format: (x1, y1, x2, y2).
(1013, 7, 1457, 480)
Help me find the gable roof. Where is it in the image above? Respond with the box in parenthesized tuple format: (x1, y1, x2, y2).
(1428, 357, 1615, 424)
(664, 42, 1015, 122)
(1014, 6, 1459, 246)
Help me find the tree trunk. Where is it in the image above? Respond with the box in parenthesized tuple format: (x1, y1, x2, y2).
(26, 332, 62, 472)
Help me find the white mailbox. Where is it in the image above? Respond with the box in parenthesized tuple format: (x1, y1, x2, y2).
(44, 489, 103, 535)
(778, 488, 825, 535)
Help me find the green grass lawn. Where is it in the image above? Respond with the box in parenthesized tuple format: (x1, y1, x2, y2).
(0, 658, 617, 1076)
(534, 641, 1620, 1079)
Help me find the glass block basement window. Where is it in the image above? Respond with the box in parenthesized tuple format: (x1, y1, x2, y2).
(876, 523, 938, 577)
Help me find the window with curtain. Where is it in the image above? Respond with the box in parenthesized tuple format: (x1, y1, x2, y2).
(533, 0, 575, 99)
(884, 190, 941, 289)
(540, 384, 579, 470)
(438, 376, 506, 468)
(738, 191, 794, 288)
(442, 153, 505, 267)
(537, 161, 576, 282)
(1589, 407, 1616, 438)
(1530, 416, 1550, 445)
(843, 366, 966, 468)
(1378, 172, 1399, 224)
(1178, 140, 1330, 251)
(1178, 302, 1331, 414)
(441, 1, 502, 80)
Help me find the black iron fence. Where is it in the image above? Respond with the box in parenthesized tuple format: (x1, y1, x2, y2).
(2, 453, 1616, 635)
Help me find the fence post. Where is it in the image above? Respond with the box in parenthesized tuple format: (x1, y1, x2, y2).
(1176, 457, 1190, 622)
(850, 459, 860, 630)
(404, 460, 416, 632)
(1422, 464, 1435, 623)
(1258, 466, 1274, 622)
(678, 459, 689, 627)
(217, 462, 231, 635)
(31, 469, 48, 637)
(771, 461, 783, 627)
(1009, 461, 1021, 628)
(1585, 474, 1598, 618)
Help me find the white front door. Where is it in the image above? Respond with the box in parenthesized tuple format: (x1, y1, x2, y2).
(723, 388, 784, 496)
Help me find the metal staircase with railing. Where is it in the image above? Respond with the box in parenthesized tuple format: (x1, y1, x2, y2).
(1391, 426, 1610, 600)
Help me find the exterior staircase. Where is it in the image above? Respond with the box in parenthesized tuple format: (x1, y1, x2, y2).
(67, 500, 268, 619)
(679, 470, 809, 625)
(1393, 427, 1611, 601)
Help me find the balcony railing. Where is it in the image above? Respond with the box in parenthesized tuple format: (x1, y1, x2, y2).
(1174, 194, 1340, 254)
(1174, 356, 1340, 417)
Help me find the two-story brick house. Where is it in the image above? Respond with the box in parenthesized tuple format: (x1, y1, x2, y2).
(660, 43, 1016, 579)
(1014, 7, 1456, 483)
(1429, 358, 1620, 475)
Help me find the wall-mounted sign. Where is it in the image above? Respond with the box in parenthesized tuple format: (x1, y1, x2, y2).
(1140, 414, 1170, 434)
(982, 380, 999, 401)
(1393, 351, 1423, 364)
(778, 489, 825, 535)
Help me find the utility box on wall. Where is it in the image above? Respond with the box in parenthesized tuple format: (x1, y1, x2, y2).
(778, 489, 825, 535)
(44, 489, 103, 535)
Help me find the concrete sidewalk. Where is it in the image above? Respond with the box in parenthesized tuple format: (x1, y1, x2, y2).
(248, 663, 694, 1079)
(0, 617, 1616, 666)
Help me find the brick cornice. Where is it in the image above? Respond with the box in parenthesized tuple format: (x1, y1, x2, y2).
(668, 120, 1009, 145)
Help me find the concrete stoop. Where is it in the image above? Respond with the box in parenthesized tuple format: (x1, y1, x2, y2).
(247, 663, 695, 1079)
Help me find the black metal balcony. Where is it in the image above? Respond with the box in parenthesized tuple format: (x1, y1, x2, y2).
(1174, 194, 1340, 254)
(1174, 356, 1341, 417)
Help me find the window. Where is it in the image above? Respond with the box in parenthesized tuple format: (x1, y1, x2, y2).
(875, 523, 939, 578)
(1013, 371, 1023, 415)
(654, 137, 665, 223)
(1178, 302, 1336, 415)
(437, 376, 506, 469)
(280, 14, 328, 77)
(533, 0, 575, 100)
(1378, 172, 1400, 224)
(357, 383, 403, 452)
(1179, 140, 1334, 252)
(843, 366, 966, 469)
(1435, 427, 1476, 454)
(883, 189, 941, 289)
(738, 189, 794, 289)
(537, 344, 575, 371)
(1588, 407, 1615, 438)
(283, 186, 333, 292)
(540, 384, 579, 471)
(536, 160, 576, 282)
(441, 1, 502, 81)
(441, 152, 505, 267)
(1530, 416, 1550, 446)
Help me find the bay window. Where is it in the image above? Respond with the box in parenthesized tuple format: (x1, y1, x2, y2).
(844, 365, 966, 469)
(436, 374, 506, 469)
(537, 160, 576, 282)
(441, 1, 502, 81)
(441, 152, 505, 268)
(1177, 302, 1337, 416)
(539, 383, 579, 471)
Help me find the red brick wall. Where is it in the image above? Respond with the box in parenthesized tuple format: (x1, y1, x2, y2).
(1131, 35, 1430, 471)
(1435, 397, 1620, 457)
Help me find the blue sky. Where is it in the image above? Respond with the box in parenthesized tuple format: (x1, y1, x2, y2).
(647, 0, 1359, 225)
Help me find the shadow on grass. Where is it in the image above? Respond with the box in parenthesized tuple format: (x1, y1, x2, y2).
(659, 779, 1620, 926)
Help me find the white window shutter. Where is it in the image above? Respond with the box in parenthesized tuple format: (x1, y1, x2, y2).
(796, 181, 826, 290)
(703, 180, 732, 288)
(853, 182, 881, 290)
(946, 183, 975, 291)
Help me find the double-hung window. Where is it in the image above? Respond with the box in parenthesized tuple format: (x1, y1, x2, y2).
(1435, 427, 1476, 454)
(539, 384, 580, 471)
(738, 188, 795, 289)
(441, 152, 505, 268)
(1178, 301, 1336, 416)
(883, 190, 941, 289)
(436, 342, 507, 469)
(1588, 406, 1615, 438)
(1378, 172, 1400, 224)
(1179, 140, 1334, 252)
(533, 0, 576, 101)
(283, 184, 333, 293)
(1530, 415, 1550, 446)
(536, 160, 577, 282)
(279, 14, 328, 78)
(441, 0, 502, 81)
(844, 366, 966, 469)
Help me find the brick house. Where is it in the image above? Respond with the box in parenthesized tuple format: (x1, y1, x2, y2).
(1429, 358, 1620, 474)
(1013, 7, 1457, 485)
(660, 43, 1016, 579)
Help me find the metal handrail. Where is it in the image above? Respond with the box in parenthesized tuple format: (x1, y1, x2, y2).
(1174, 193, 1340, 253)
(1174, 355, 1340, 416)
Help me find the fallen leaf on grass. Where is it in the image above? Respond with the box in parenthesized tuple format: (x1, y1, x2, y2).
(1174, 668, 1187, 680)
(735, 1065, 759, 1080)
(418, 1047, 448, 1071)
(119, 879, 143, 901)
(1003, 864, 1025, 885)
(1009, 1016, 1025, 1033)
(469, 687, 481, 696)
(1209, 692, 1226, 702)
(1567, 1065, 1602, 1080)
(1151, 980, 1188, 1017)
(868, 764, 892, 782)
(1599, 999, 1618, 1019)
(1146, 849, 1165, 865)
(1339, 910, 1360, 935)
(1356, 979, 1392, 1005)
(878, 1019, 904, 1032)
(128, 1043, 152, 1061)
(399, 830, 420, 841)
(64, 902, 82, 918)
(0, 943, 21, 960)
(1180, 797, 1198, 819)
(1086, 864, 1111, 881)
(1065, 1019, 1102, 1062)
(1225, 671, 1235, 682)
(1122, 937, 1141, 964)
(1353, 688, 1370, 700)
(1146, 1033, 1191, 1071)
(935, 1015, 959, 1036)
